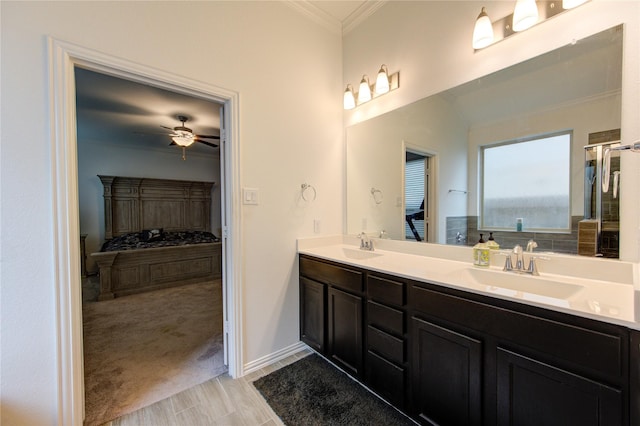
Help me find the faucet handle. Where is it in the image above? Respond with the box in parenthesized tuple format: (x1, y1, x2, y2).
(526, 255, 549, 276)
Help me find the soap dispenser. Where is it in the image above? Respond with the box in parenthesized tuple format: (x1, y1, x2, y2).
(487, 232, 500, 250)
(473, 234, 490, 267)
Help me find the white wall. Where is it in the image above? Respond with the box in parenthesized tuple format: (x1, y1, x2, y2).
(77, 138, 221, 273)
(343, 1, 640, 261)
(0, 2, 343, 424)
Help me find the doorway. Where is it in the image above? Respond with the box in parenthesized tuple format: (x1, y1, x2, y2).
(74, 67, 228, 424)
(404, 149, 433, 242)
(49, 38, 241, 425)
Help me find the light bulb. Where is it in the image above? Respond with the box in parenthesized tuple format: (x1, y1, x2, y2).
(358, 75, 371, 104)
(513, 0, 538, 32)
(375, 65, 390, 95)
(343, 85, 356, 110)
(472, 7, 494, 49)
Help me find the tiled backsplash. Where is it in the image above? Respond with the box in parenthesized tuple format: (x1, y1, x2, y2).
(446, 216, 586, 255)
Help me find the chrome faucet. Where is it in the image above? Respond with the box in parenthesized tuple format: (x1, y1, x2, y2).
(502, 243, 545, 276)
(358, 232, 374, 251)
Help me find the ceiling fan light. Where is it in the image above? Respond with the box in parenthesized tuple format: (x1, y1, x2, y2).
(358, 75, 372, 104)
(512, 0, 538, 32)
(172, 131, 195, 147)
(375, 65, 390, 95)
(473, 7, 494, 49)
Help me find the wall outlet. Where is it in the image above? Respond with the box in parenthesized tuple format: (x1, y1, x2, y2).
(314, 219, 321, 234)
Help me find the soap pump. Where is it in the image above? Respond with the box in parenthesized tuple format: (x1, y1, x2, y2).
(487, 232, 500, 250)
(473, 234, 490, 267)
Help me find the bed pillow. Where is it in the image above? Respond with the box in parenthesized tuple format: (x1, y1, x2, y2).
(140, 228, 164, 242)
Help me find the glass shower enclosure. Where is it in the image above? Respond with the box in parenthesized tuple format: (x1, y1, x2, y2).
(583, 141, 621, 258)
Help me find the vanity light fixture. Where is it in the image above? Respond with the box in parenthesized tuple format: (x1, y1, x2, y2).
(473, 7, 494, 49)
(513, 0, 539, 32)
(344, 84, 356, 110)
(343, 65, 400, 109)
(473, 0, 590, 50)
(358, 75, 372, 103)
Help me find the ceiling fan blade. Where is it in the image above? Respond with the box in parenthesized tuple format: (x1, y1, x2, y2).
(161, 125, 175, 131)
(196, 140, 219, 148)
(195, 134, 221, 140)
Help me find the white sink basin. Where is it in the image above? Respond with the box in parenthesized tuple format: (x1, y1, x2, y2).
(457, 268, 583, 302)
(341, 247, 383, 260)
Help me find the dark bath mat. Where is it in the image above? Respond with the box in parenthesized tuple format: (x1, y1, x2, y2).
(252, 354, 415, 425)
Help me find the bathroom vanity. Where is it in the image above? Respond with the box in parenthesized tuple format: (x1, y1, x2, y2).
(298, 238, 640, 425)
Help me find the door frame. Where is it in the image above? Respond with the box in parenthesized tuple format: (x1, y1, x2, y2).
(48, 37, 243, 425)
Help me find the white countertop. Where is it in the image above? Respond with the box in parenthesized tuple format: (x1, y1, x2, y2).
(298, 236, 640, 330)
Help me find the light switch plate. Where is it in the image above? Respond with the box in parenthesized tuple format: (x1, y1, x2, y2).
(243, 187, 259, 205)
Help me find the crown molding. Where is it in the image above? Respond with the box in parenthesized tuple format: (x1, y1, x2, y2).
(342, 1, 386, 35)
(284, 1, 387, 36)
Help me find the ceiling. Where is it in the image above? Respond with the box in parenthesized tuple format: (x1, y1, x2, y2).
(74, 1, 376, 156)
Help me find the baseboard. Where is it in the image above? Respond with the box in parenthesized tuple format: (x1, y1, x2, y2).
(243, 341, 309, 375)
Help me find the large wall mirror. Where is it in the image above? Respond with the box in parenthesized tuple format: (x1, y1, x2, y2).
(347, 25, 623, 258)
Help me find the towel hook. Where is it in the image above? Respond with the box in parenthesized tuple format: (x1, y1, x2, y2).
(370, 187, 383, 204)
(301, 183, 317, 201)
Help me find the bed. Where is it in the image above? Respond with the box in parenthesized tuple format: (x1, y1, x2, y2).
(91, 175, 222, 300)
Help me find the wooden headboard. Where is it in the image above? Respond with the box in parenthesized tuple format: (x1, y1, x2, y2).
(98, 175, 214, 239)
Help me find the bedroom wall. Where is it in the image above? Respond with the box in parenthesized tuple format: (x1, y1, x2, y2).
(0, 2, 343, 424)
(343, 1, 640, 261)
(77, 138, 222, 274)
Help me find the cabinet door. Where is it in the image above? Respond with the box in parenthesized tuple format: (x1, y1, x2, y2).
(300, 277, 325, 352)
(496, 348, 622, 426)
(411, 317, 482, 426)
(327, 286, 363, 377)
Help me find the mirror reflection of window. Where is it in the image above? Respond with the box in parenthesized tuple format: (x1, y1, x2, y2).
(481, 132, 571, 232)
(405, 152, 430, 241)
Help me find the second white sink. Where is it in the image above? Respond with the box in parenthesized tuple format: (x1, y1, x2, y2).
(457, 268, 584, 300)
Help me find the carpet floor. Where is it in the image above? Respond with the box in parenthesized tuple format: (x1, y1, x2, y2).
(82, 280, 226, 426)
(253, 354, 415, 426)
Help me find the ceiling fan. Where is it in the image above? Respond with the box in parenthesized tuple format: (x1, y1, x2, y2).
(157, 115, 219, 160)
(163, 115, 219, 148)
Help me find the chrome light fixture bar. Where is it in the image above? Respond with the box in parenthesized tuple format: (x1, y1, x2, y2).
(473, 0, 590, 51)
(343, 64, 400, 110)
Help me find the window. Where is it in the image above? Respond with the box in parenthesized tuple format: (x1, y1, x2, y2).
(480, 132, 571, 232)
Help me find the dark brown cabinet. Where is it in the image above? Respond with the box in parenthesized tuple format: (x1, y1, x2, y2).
(365, 273, 407, 409)
(299, 254, 633, 425)
(299, 276, 325, 352)
(299, 255, 364, 379)
(411, 317, 482, 426)
(328, 286, 363, 376)
(496, 348, 622, 426)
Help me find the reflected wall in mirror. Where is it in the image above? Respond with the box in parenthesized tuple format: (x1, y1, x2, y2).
(346, 25, 623, 257)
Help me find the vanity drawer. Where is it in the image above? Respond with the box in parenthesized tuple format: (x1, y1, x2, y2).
(368, 274, 404, 307)
(366, 350, 405, 409)
(368, 300, 404, 336)
(300, 256, 363, 294)
(368, 325, 404, 365)
(411, 283, 625, 380)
